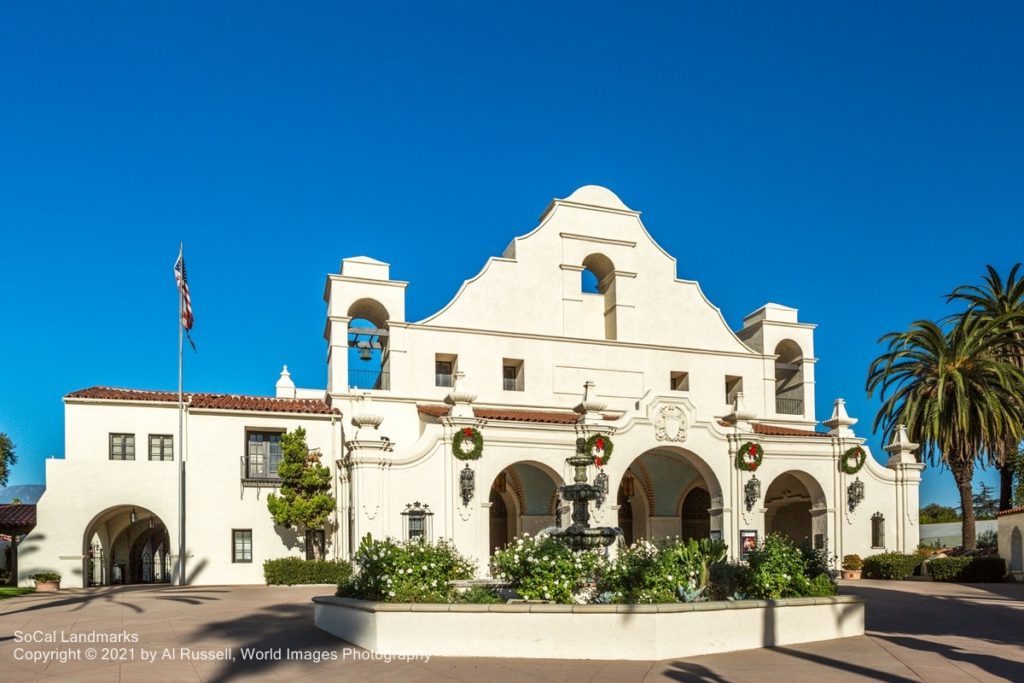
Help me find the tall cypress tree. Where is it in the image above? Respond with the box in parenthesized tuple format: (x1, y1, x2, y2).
(267, 428, 335, 559)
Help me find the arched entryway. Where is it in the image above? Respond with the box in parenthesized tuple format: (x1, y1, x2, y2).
(488, 462, 562, 554)
(83, 505, 171, 585)
(764, 471, 828, 549)
(616, 447, 721, 544)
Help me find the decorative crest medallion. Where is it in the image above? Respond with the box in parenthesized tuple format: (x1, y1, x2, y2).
(654, 405, 688, 442)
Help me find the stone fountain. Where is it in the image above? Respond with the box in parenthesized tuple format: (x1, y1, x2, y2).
(552, 437, 619, 551)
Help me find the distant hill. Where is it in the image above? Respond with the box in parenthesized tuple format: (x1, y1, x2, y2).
(0, 484, 46, 504)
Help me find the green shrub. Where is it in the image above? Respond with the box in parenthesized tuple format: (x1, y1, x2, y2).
(456, 585, 502, 604)
(806, 573, 838, 596)
(862, 552, 921, 580)
(596, 538, 727, 604)
(745, 535, 812, 599)
(708, 562, 751, 600)
(32, 572, 61, 582)
(263, 557, 352, 586)
(491, 533, 607, 604)
(842, 554, 863, 570)
(928, 556, 1006, 583)
(337, 535, 475, 602)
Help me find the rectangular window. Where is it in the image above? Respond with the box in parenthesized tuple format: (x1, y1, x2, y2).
(871, 513, 885, 548)
(725, 375, 743, 405)
(408, 514, 425, 539)
(109, 433, 136, 461)
(670, 371, 690, 392)
(435, 355, 456, 387)
(502, 358, 524, 391)
(245, 431, 283, 479)
(148, 435, 174, 461)
(232, 529, 253, 563)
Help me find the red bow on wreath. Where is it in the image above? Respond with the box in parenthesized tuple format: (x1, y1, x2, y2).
(595, 437, 605, 451)
(462, 427, 474, 437)
(594, 456, 604, 467)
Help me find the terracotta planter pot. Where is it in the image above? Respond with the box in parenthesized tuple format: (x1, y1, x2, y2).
(841, 569, 862, 580)
(34, 580, 61, 592)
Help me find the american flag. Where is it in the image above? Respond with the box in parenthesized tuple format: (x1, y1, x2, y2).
(174, 247, 196, 350)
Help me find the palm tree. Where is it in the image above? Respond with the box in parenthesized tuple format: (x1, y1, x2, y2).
(948, 264, 1024, 511)
(866, 313, 1024, 549)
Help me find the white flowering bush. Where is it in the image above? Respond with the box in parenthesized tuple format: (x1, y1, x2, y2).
(337, 534, 475, 602)
(490, 533, 607, 604)
(597, 538, 727, 604)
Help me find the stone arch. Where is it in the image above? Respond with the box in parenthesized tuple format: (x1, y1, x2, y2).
(347, 298, 391, 390)
(488, 461, 564, 554)
(763, 470, 828, 549)
(774, 339, 805, 416)
(615, 446, 723, 544)
(82, 505, 170, 585)
(581, 253, 617, 340)
(347, 298, 390, 329)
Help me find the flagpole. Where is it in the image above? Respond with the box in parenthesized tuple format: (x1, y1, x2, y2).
(177, 243, 187, 586)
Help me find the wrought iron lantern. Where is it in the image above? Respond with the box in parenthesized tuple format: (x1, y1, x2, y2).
(148, 517, 155, 529)
(130, 508, 137, 524)
(744, 475, 761, 512)
(847, 477, 865, 512)
(594, 470, 609, 508)
(459, 464, 475, 507)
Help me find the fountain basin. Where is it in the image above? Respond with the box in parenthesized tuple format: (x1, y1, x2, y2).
(313, 595, 864, 660)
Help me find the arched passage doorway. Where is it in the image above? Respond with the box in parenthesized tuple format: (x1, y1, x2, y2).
(83, 505, 171, 586)
(616, 447, 721, 544)
(488, 462, 562, 554)
(764, 471, 828, 549)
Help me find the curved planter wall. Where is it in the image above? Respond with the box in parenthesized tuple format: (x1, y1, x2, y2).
(313, 595, 865, 660)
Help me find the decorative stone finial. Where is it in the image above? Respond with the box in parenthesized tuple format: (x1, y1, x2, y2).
(351, 392, 384, 438)
(723, 392, 755, 428)
(824, 398, 858, 437)
(884, 424, 919, 466)
(445, 370, 477, 418)
(275, 365, 296, 398)
(574, 381, 607, 425)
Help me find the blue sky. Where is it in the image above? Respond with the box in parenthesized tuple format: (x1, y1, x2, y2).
(1, 3, 1022, 508)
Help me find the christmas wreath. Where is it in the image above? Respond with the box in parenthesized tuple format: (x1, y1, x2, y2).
(736, 442, 763, 472)
(585, 433, 614, 467)
(840, 446, 866, 475)
(452, 426, 483, 461)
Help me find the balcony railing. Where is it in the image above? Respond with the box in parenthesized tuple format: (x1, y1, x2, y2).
(776, 397, 804, 415)
(240, 456, 282, 486)
(349, 369, 390, 390)
(503, 376, 524, 391)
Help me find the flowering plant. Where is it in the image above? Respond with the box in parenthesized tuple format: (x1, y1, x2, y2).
(490, 533, 607, 604)
(337, 534, 475, 602)
(585, 433, 613, 466)
(597, 537, 726, 603)
(452, 426, 483, 460)
(736, 442, 763, 471)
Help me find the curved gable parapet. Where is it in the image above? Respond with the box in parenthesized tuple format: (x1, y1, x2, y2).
(416, 186, 755, 355)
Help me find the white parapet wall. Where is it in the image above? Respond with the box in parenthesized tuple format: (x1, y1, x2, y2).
(313, 595, 865, 660)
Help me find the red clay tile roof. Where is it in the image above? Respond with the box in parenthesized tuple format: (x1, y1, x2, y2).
(417, 404, 620, 424)
(997, 506, 1024, 517)
(752, 423, 831, 438)
(0, 504, 36, 532)
(66, 387, 340, 415)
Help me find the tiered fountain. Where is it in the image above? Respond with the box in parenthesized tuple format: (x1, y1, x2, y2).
(552, 437, 618, 551)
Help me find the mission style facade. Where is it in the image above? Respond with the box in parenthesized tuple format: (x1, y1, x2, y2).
(20, 186, 924, 587)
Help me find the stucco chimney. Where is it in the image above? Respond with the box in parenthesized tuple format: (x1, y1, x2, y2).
(275, 365, 296, 398)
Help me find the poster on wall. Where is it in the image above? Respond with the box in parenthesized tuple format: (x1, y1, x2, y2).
(740, 529, 758, 559)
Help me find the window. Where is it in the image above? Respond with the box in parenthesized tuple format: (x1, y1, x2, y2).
(502, 359, 524, 391)
(435, 354, 456, 387)
(871, 513, 885, 548)
(148, 435, 174, 461)
(245, 431, 283, 479)
(670, 371, 690, 392)
(109, 433, 135, 460)
(232, 529, 252, 563)
(305, 529, 326, 560)
(402, 502, 433, 540)
(725, 375, 743, 405)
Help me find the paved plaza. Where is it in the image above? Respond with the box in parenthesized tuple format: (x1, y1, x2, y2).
(1, 580, 1021, 682)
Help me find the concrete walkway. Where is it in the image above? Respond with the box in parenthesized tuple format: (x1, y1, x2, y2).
(0, 580, 1021, 682)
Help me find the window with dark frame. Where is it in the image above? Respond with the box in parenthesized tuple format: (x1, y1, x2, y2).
(232, 529, 252, 563)
(871, 513, 885, 548)
(109, 433, 136, 460)
(435, 357, 454, 387)
(148, 435, 174, 461)
(502, 359, 524, 391)
(245, 431, 283, 479)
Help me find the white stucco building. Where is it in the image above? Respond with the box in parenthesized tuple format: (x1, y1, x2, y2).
(20, 185, 924, 587)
